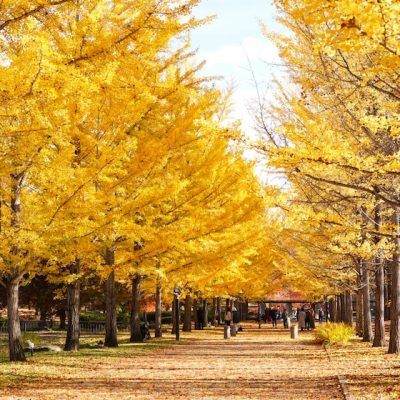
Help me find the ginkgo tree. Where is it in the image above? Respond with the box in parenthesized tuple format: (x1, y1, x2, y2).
(0, 0, 210, 360)
(248, 0, 400, 354)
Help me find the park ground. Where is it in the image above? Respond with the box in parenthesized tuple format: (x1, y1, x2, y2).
(1, 324, 400, 399)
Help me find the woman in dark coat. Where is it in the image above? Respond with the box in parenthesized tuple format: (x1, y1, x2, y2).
(305, 309, 311, 330)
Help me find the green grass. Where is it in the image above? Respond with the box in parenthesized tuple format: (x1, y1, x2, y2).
(0, 331, 176, 390)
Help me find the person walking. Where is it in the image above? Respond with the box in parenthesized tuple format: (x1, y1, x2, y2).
(264, 307, 269, 323)
(225, 307, 232, 325)
(282, 308, 290, 329)
(318, 308, 324, 324)
(298, 307, 306, 331)
(197, 306, 204, 330)
(224, 306, 232, 339)
(305, 309, 311, 330)
(270, 306, 278, 328)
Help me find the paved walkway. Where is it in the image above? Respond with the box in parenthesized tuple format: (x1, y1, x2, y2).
(4, 326, 345, 400)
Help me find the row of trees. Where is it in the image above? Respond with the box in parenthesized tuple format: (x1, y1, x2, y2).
(7, 0, 397, 363)
(0, 0, 292, 361)
(248, 0, 400, 353)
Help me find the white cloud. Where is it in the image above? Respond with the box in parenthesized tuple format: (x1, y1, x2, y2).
(200, 36, 280, 69)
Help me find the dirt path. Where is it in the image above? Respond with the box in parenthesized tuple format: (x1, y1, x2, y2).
(3, 326, 345, 400)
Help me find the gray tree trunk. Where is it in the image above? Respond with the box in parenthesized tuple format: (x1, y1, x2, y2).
(329, 298, 335, 322)
(361, 208, 373, 342)
(6, 173, 26, 361)
(171, 300, 178, 334)
(389, 207, 400, 353)
(361, 258, 373, 341)
(7, 279, 25, 361)
(356, 268, 364, 337)
(130, 274, 142, 342)
(58, 308, 66, 330)
(385, 261, 391, 321)
(345, 290, 353, 326)
(203, 299, 208, 327)
(105, 249, 118, 347)
(336, 295, 341, 322)
(385, 269, 391, 321)
(374, 261, 386, 347)
(154, 275, 162, 337)
(182, 295, 192, 332)
(193, 298, 199, 330)
(244, 301, 249, 320)
(373, 201, 385, 347)
(64, 260, 81, 351)
(340, 293, 346, 323)
(217, 297, 222, 325)
(211, 297, 217, 326)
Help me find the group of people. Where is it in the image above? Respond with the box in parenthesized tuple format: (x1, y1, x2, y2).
(261, 306, 291, 328)
(296, 307, 324, 331)
(260, 304, 325, 331)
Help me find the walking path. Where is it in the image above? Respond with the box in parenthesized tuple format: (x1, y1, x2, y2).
(3, 326, 345, 400)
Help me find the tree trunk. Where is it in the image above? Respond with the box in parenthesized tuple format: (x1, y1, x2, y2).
(361, 258, 373, 342)
(6, 173, 26, 361)
(182, 295, 192, 332)
(173, 295, 180, 340)
(203, 299, 208, 327)
(355, 266, 364, 337)
(325, 299, 329, 323)
(373, 261, 386, 347)
(356, 288, 363, 337)
(385, 267, 391, 321)
(104, 249, 118, 347)
(130, 274, 142, 342)
(171, 300, 177, 334)
(154, 274, 162, 338)
(360, 209, 373, 342)
(385, 261, 392, 321)
(373, 201, 385, 347)
(58, 308, 66, 330)
(217, 297, 222, 325)
(373, 200, 385, 347)
(105, 271, 118, 347)
(389, 207, 400, 353)
(193, 298, 199, 330)
(64, 260, 81, 351)
(234, 300, 239, 321)
(345, 290, 353, 327)
(336, 295, 341, 322)
(329, 298, 335, 322)
(7, 280, 26, 361)
(211, 297, 217, 326)
(39, 304, 47, 323)
(340, 293, 346, 323)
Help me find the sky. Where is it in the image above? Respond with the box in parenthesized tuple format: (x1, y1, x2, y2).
(190, 0, 283, 134)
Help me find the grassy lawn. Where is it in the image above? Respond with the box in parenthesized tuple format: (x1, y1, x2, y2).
(1, 325, 400, 399)
(0, 330, 177, 392)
